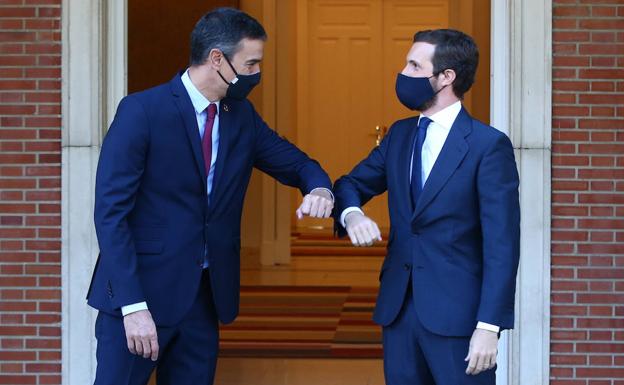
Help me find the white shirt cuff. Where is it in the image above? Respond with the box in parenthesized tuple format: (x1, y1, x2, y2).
(310, 187, 334, 202)
(121, 301, 148, 316)
(340, 207, 364, 227)
(476, 321, 500, 333)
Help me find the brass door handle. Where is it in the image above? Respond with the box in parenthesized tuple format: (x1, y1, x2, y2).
(369, 125, 388, 146)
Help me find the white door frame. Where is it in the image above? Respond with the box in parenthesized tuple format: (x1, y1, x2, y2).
(61, 1, 551, 384)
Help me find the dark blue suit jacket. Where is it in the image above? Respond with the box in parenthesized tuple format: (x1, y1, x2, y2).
(334, 108, 520, 336)
(87, 73, 331, 326)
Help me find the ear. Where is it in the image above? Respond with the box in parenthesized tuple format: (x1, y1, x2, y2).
(207, 49, 224, 70)
(439, 68, 456, 87)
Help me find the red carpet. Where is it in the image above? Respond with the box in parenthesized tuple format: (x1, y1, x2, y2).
(219, 285, 382, 358)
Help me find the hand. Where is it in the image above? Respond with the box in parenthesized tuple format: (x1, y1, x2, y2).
(344, 211, 382, 246)
(465, 328, 498, 375)
(296, 189, 334, 219)
(123, 309, 159, 361)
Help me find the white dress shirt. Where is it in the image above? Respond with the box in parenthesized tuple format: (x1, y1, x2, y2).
(340, 101, 499, 333)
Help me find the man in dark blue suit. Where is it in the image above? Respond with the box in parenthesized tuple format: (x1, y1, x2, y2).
(334, 29, 520, 385)
(87, 8, 333, 385)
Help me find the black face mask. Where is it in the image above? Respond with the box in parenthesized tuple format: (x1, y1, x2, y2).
(395, 73, 445, 111)
(217, 55, 261, 100)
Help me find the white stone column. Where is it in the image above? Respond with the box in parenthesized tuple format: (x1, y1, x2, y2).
(61, 1, 126, 383)
(491, 1, 552, 384)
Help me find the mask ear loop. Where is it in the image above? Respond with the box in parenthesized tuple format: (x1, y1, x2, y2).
(217, 52, 240, 85)
(429, 69, 451, 96)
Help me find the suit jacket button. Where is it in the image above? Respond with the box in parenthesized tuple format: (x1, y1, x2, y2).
(404, 263, 411, 271)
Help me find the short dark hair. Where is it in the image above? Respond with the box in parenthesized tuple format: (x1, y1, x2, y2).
(190, 8, 267, 66)
(413, 29, 479, 98)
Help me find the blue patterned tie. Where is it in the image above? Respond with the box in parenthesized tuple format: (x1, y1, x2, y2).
(410, 116, 432, 208)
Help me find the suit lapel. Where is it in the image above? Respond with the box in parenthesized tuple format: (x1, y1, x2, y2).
(208, 100, 233, 212)
(398, 118, 419, 213)
(411, 107, 471, 221)
(170, 74, 207, 189)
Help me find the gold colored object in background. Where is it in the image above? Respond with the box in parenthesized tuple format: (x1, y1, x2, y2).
(370, 125, 388, 146)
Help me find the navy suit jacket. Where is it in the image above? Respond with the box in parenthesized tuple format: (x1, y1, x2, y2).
(334, 108, 520, 337)
(87, 73, 331, 326)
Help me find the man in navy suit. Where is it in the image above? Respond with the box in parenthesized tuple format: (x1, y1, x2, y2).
(333, 29, 520, 384)
(87, 8, 333, 385)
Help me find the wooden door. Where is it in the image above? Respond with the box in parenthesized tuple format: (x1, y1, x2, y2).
(294, 0, 450, 231)
(128, 0, 239, 93)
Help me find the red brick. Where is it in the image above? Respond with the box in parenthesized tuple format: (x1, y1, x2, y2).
(554, 68, 578, 80)
(553, 280, 589, 291)
(552, 218, 575, 228)
(552, 155, 590, 166)
(26, 166, 61, 176)
(37, 228, 60, 238)
(24, 19, 60, 30)
(591, 256, 616, 266)
(0, 129, 37, 140)
(553, 81, 590, 92)
(553, 292, 575, 303)
(590, 281, 614, 291)
(552, 230, 589, 241)
(554, 31, 591, 42)
(553, 130, 590, 141)
(24, 290, 60, 301)
(578, 268, 624, 279)
(551, 342, 575, 353)
(552, 267, 576, 278)
(554, 106, 590, 117)
(25, 311, 61, 324)
(580, 19, 624, 30)
(553, 56, 591, 67)
(553, 93, 577, 104)
(591, 5, 617, 16)
(578, 293, 624, 303)
(580, 94, 624, 106)
(590, 181, 615, 191)
(552, 318, 574, 328)
(591, 57, 616, 67)
(551, 367, 574, 377)
(589, 306, 614, 316)
(552, 118, 577, 128)
(551, 354, 587, 365)
(554, 5, 591, 16)
(24, 363, 61, 373)
(579, 243, 624, 254)
(0, 375, 36, 384)
(552, 205, 589, 216)
(24, 216, 60, 226)
(590, 231, 615, 242)
(37, 277, 60, 287)
(588, 107, 616, 117)
(554, 42, 578, 54)
(577, 368, 624, 378)
(581, 43, 624, 55)
(554, 19, 579, 29)
(552, 181, 589, 191)
(553, 255, 589, 266)
(579, 193, 624, 204)
(579, 69, 624, 80)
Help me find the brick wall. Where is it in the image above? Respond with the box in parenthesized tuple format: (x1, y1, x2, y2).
(0, 1, 62, 384)
(552, 0, 624, 384)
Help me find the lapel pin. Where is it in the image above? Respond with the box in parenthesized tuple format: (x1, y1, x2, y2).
(223, 104, 229, 112)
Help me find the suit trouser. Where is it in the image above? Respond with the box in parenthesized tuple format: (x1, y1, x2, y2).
(94, 269, 219, 385)
(382, 283, 495, 385)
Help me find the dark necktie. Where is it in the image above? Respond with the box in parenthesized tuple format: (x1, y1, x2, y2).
(201, 103, 217, 177)
(410, 116, 432, 208)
